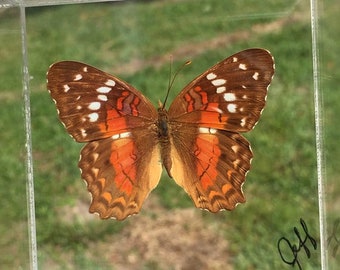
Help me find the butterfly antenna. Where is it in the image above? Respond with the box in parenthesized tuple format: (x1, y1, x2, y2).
(161, 57, 191, 109)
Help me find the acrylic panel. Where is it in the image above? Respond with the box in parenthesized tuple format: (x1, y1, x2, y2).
(1, 0, 333, 269)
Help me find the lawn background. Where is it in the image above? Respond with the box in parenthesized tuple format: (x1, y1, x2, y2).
(0, 0, 338, 269)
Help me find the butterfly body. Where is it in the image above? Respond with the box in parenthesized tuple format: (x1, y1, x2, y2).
(47, 49, 274, 220)
(155, 107, 173, 177)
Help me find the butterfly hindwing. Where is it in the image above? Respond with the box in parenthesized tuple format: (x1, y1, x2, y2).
(169, 124, 252, 212)
(79, 128, 162, 220)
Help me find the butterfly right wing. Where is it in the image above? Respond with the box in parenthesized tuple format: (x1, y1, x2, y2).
(167, 49, 274, 212)
(167, 125, 251, 212)
(47, 61, 162, 220)
(168, 49, 274, 132)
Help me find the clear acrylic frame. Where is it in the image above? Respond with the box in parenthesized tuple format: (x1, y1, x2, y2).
(0, 0, 338, 269)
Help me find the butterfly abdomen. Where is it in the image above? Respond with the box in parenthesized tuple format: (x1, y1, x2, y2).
(156, 108, 174, 178)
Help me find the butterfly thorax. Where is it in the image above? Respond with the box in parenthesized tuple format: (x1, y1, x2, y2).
(157, 107, 173, 178)
(157, 107, 169, 137)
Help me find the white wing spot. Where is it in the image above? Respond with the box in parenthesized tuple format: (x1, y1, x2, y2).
(63, 84, 70, 92)
(227, 104, 237, 113)
(206, 72, 217, 80)
(242, 85, 247, 89)
(80, 128, 87, 137)
(198, 127, 217, 134)
(105, 79, 116, 87)
(92, 153, 99, 162)
(242, 94, 247, 99)
(233, 159, 241, 168)
(76, 96, 81, 101)
(98, 95, 108, 101)
(218, 107, 224, 114)
(216, 86, 226, 93)
(88, 112, 99, 122)
(111, 132, 131, 140)
(111, 134, 119, 140)
(212, 79, 226, 86)
(91, 167, 99, 177)
(241, 118, 246, 127)
(74, 74, 82, 81)
(88, 102, 101, 110)
(97, 86, 112, 93)
(83, 66, 88, 72)
(213, 107, 223, 114)
(231, 145, 239, 153)
(253, 72, 259, 80)
(224, 93, 236, 102)
(233, 57, 238, 62)
(77, 105, 82, 110)
(239, 63, 247, 70)
(120, 132, 131, 138)
(199, 127, 209, 134)
(60, 120, 66, 128)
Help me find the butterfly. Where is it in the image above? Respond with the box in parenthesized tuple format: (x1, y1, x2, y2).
(47, 48, 274, 220)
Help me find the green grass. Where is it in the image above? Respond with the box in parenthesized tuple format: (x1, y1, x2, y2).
(1, 0, 338, 269)
(321, 2, 340, 269)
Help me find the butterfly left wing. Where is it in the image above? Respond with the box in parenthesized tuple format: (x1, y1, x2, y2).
(47, 61, 157, 142)
(79, 128, 162, 220)
(47, 61, 162, 220)
(168, 49, 274, 212)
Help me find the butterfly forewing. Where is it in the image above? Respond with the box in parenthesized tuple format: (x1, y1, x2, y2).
(168, 48, 274, 132)
(47, 61, 157, 142)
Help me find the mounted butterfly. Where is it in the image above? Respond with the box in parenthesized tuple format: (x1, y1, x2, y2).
(47, 48, 274, 220)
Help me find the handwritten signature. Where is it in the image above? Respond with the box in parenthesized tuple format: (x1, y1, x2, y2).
(327, 217, 340, 257)
(277, 218, 317, 270)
